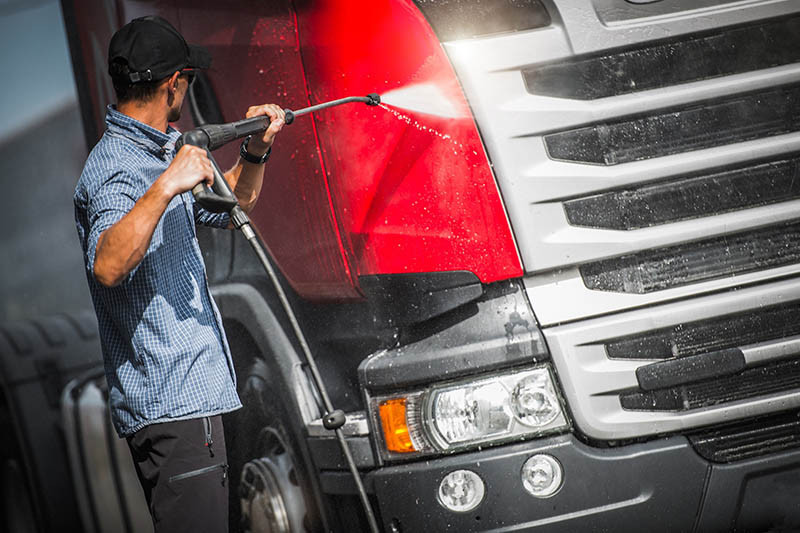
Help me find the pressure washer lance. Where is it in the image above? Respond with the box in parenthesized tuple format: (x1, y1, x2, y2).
(176, 93, 381, 533)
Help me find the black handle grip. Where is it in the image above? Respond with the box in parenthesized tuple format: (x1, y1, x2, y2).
(178, 129, 242, 213)
(190, 150, 238, 213)
(201, 116, 269, 151)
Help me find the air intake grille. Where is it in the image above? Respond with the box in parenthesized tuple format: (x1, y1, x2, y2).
(524, 15, 800, 100)
(688, 410, 800, 463)
(414, 0, 550, 41)
(564, 154, 800, 230)
(605, 301, 800, 360)
(620, 358, 800, 412)
(580, 220, 800, 294)
(544, 84, 800, 165)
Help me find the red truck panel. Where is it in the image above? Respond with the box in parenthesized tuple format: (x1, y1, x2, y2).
(67, 0, 522, 301)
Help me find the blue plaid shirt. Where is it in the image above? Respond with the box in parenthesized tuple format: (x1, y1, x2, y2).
(74, 106, 242, 437)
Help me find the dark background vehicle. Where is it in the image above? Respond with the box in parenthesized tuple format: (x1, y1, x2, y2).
(4, 0, 800, 531)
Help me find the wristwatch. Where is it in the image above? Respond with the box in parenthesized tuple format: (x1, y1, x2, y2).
(240, 136, 271, 164)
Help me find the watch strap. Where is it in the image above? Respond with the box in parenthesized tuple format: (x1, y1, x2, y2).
(240, 136, 271, 164)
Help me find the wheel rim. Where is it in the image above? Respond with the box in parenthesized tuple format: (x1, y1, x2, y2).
(239, 428, 307, 533)
(240, 458, 290, 533)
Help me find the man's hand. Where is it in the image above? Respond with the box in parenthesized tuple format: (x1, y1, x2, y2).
(159, 145, 215, 197)
(244, 104, 285, 155)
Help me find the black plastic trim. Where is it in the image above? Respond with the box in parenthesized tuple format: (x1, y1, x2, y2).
(564, 154, 800, 230)
(580, 219, 800, 294)
(306, 436, 375, 470)
(696, 442, 800, 531)
(358, 271, 483, 327)
(359, 280, 547, 392)
(525, 14, 800, 100)
(544, 84, 800, 165)
(605, 300, 800, 360)
(620, 358, 800, 412)
(367, 434, 707, 532)
(413, 0, 550, 41)
(689, 410, 800, 463)
(636, 348, 745, 391)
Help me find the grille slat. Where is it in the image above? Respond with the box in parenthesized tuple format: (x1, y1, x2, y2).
(606, 301, 800, 360)
(581, 220, 800, 294)
(620, 358, 800, 411)
(544, 85, 800, 165)
(689, 410, 800, 462)
(524, 15, 800, 100)
(564, 155, 800, 230)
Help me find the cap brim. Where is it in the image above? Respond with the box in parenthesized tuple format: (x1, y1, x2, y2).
(187, 44, 211, 69)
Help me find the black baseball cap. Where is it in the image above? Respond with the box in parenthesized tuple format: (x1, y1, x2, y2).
(108, 16, 211, 84)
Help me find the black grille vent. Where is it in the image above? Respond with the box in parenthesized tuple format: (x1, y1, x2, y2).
(524, 15, 800, 100)
(688, 410, 800, 463)
(544, 84, 800, 165)
(605, 301, 800, 360)
(620, 358, 800, 412)
(580, 220, 800, 294)
(564, 154, 800, 230)
(414, 0, 550, 41)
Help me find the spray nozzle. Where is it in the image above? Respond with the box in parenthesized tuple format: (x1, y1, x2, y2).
(366, 93, 381, 106)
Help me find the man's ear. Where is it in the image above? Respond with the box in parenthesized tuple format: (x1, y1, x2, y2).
(166, 71, 181, 94)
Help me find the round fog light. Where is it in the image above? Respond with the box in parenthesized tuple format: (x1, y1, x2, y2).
(437, 469, 485, 512)
(521, 454, 562, 498)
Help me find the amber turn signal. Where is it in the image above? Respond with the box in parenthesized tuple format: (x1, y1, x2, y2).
(378, 398, 416, 453)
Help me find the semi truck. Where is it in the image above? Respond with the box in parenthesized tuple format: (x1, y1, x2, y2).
(4, 0, 800, 531)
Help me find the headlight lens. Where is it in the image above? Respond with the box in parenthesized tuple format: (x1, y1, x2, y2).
(511, 374, 560, 427)
(372, 365, 568, 459)
(432, 381, 512, 444)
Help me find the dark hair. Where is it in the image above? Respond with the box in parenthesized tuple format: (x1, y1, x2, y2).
(109, 59, 162, 104)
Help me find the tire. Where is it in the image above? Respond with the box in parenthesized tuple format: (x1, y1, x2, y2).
(0, 312, 103, 532)
(1, 457, 37, 533)
(226, 357, 322, 533)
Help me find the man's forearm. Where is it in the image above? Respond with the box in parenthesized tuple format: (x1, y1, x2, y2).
(223, 104, 283, 213)
(93, 180, 172, 287)
(225, 151, 267, 213)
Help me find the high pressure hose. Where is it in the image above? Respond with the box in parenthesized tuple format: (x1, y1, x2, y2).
(176, 95, 382, 533)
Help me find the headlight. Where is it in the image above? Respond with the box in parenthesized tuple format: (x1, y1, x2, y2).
(372, 365, 568, 460)
(432, 381, 512, 445)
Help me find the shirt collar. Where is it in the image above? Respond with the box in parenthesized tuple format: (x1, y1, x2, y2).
(105, 105, 181, 156)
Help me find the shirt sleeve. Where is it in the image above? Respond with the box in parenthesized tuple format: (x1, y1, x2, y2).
(193, 200, 232, 229)
(85, 170, 142, 281)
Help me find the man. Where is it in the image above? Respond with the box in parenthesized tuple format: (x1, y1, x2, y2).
(74, 15, 284, 532)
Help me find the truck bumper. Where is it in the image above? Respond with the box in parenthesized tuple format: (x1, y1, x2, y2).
(368, 433, 800, 532)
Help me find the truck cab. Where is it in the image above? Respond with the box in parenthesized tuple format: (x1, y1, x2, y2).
(37, 0, 800, 531)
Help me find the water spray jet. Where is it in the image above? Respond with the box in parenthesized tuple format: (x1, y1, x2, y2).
(380, 82, 467, 119)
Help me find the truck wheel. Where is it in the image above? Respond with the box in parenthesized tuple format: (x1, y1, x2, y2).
(230, 357, 319, 533)
(239, 427, 308, 532)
